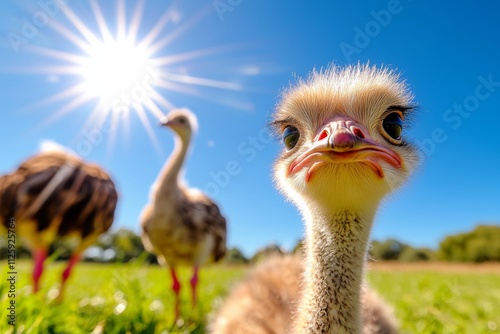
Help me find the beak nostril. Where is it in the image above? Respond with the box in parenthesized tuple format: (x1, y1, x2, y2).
(353, 127, 365, 139)
(318, 129, 329, 141)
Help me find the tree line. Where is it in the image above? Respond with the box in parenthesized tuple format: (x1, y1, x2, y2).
(368, 224, 500, 262)
(1, 224, 499, 264)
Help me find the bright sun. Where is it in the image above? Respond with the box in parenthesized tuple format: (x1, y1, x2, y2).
(24, 1, 251, 154)
(81, 39, 151, 100)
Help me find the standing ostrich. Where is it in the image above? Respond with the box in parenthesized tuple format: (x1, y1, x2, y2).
(140, 108, 227, 319)
(212, 64, 419, 333)
(0, 144, 118, 299)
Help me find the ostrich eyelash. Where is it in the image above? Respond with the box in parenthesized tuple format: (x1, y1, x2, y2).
(268, 117, 298, 138)
(385, 105, 418, 129)
(269, 117, 296, 129)
(386, 105, 415, 117)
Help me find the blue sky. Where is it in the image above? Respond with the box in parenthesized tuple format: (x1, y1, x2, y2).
(1, 0, 499, 257)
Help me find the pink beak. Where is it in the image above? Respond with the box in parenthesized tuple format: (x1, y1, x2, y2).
(289, 117, 402, 182)
(159, 116, 171, 127)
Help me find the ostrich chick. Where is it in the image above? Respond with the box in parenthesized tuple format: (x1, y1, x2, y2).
(140, 109, 227, 319)
(0, 145, 117, 299)
(212, 64, 419, 334)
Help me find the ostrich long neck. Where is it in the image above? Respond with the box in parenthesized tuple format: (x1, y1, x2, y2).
(155, 134, 189, 198)
(293, 208, 376, 334)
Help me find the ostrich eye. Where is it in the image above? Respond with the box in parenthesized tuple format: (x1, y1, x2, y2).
(178, 117, 187, 125)
(283, 126, 300, 150)
(382, 112, 403, 142)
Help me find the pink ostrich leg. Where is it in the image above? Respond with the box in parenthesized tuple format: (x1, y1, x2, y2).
(190, 265, 199, 307)
(58, 253, 81, 301)
(170, 267, 181, 319)
(32, 248, 47, 293)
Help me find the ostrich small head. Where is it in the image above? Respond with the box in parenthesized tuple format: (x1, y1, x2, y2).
(160, 108, 198, 140)
(272, 65, 419, 214)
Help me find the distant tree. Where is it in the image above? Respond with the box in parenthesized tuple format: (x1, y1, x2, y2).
(250, 243, 285, 263)
(369, 239, 435, 262)
(398, 246, 435, 262)
(438, 224, 500, 262)
(369, 239, 407, 261)
(84, 228, 158, 264)
(0, 235, 31, 259)
(292, 239, 304, 254)
(0, 228, 156, 263)
(223, 247, 249, 264)
(113, 228, 144, 262)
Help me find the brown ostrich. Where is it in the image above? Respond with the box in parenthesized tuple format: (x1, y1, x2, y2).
(0, 144, 118, 299)
(211, 64, 419, 333)
(140, 108, 227, 319)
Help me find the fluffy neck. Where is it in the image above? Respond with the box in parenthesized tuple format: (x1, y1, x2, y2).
(154, 134, 189, 200)
(293, 204, 377, 334)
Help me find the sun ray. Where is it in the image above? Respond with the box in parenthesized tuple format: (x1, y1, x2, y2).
(47, 20, 91, 53)
(128, 0, 146, 44)
(76, 99, 111, 138)
(137, 0, 181, 50)
(120, 107, 131, 148)
(59, 5, 100, 47)
(148, 90, 177, 111)
(104, 107, 122, 163)
(147, 6, 211, 55)
(20, 84, 85, 114)
(24, 45, 87, 65)
(13, 65, 82, 75)
(90, 0, 114, 43)
(144, 96, 172, 119)
(34, 93, 94, 131)
(162, 73, 243, 91)
(134, 104, 163, 155)
(155, 80, 201, 97)
(116, 0, 126, 40)
(151, 44, 242, 67)
(66, 99, 111, 155)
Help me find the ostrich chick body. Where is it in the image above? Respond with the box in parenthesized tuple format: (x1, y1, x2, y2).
(212, 64, 419, 334)
(140, 109, 226, 319)
(0, 145, 117, 299)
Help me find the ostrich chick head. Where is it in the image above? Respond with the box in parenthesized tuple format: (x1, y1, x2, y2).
(272, 65, 420, 215)
(160, 108, 199, 141)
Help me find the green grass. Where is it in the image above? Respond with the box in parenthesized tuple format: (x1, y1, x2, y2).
(1, 260, 246, 334)
(1, 261, 499, 333)
(368, 267, 500, 334)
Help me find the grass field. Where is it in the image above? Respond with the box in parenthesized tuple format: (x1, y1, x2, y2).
(1, 260, 499, 334)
